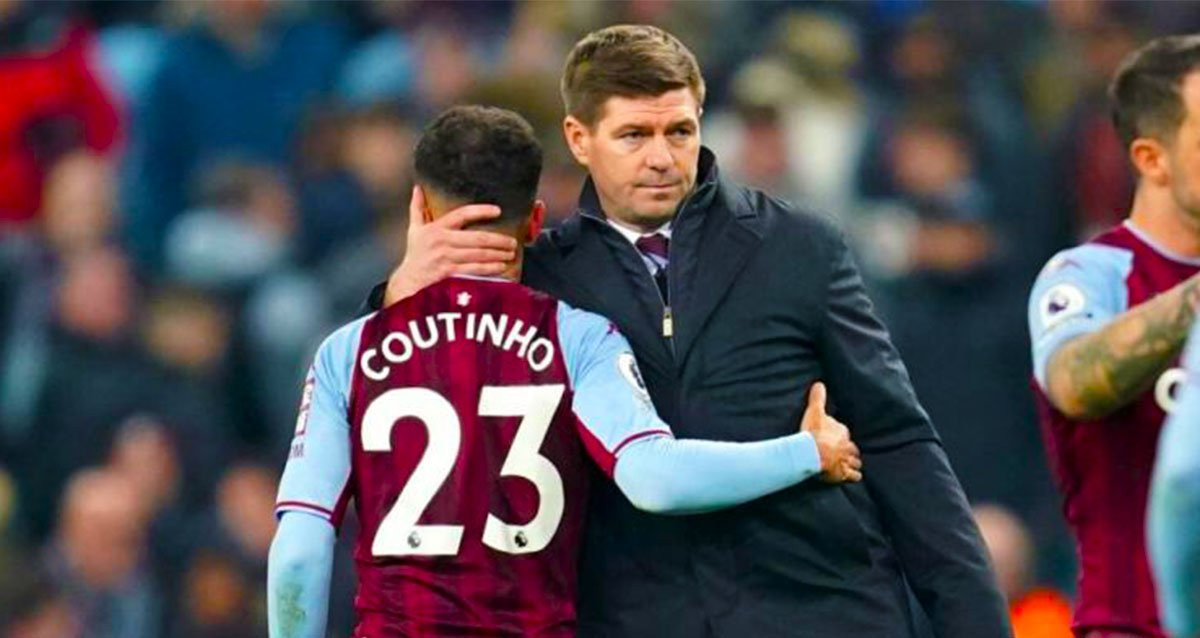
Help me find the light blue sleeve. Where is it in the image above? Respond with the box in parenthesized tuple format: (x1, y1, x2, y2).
(275, 316, 369, 524)
(556, 302, 672, 458)
(1027, 245, 1132, 389)
(557, 302, 822, 514)
(268, 511, 335, 638)
(1149, 318, 1200, 638)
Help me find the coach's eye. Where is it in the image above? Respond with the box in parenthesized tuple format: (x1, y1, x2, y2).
(621, 131, 645, 141)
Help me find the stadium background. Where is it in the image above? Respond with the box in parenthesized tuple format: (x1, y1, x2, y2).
(0, 0, 1183, 635)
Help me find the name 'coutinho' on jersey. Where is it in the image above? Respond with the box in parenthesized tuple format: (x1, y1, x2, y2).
(360, 312, 557, 381)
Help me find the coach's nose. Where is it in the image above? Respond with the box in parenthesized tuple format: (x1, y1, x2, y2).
(644, 135, 673, 173)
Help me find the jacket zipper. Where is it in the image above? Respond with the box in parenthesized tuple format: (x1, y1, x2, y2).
(657, 188, 702, 343)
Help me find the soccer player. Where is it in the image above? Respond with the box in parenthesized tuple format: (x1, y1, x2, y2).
(267, 105, 862, 637)
(1148, 318, 1200, 638)
(1028, 36, 1200, 638)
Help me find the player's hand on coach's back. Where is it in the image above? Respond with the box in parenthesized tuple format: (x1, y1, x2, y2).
(800, 382, 863, 483)
(384, 186, 519, 306)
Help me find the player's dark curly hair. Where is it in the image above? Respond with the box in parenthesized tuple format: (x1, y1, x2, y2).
(413, 105, 543, 227)
(1110, 34, 1200, 148)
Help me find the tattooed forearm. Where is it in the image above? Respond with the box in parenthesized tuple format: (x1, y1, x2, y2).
(276, 582, 308, 638)
(1046, 275, 1200, 419)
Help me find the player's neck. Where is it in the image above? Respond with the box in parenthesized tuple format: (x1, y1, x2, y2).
(498, 258, 522, 283)
(1129, 186, 1200, 258)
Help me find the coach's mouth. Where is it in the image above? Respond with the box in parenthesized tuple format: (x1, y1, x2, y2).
(636, 182, 682, 191)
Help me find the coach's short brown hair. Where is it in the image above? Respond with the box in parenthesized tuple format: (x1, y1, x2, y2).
(561, 24, 705, 127)
(1110, 34, 1200, 148)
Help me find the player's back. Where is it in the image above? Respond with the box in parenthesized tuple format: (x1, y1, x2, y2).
(1030, 221, 1200, 636)
(347, 276, 588, 637)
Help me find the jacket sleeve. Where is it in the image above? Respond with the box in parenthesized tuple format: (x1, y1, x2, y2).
(815, 223, 1012, 638)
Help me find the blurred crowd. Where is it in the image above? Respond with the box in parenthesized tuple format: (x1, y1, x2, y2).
(0, 0, 1192, 635)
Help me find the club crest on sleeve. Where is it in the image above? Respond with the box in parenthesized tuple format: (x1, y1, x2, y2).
(617, 352, 652, 405)
(1039, 283, 1086, 330)
(295, 372, 315, 436)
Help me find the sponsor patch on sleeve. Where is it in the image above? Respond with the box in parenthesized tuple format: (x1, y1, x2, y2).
(1038, 283, 1087, 331)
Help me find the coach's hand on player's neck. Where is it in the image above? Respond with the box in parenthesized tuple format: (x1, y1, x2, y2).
(419, 184, 546, 283)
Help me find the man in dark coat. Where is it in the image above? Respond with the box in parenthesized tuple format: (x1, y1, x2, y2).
(373, 24, 1010, 638)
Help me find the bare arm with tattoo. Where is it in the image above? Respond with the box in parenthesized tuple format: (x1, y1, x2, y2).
(1044, 273, 1200, 419)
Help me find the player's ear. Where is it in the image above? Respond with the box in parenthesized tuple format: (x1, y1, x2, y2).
(525, 200, 546, 243)
(563, 116, 591, 167)
(416, 185, 435, 224)
(1131, 137, 1171, 186)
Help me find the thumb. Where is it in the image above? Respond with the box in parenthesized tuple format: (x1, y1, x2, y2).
(802, 382, 828, 428)
(408, 185, 427, 230)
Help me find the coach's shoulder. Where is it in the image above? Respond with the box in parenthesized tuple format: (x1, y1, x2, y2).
(722, 181, 845, 253)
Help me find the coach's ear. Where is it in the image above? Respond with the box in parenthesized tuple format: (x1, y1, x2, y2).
(525, 200, 546, 244)
(563, 116, 591, 167)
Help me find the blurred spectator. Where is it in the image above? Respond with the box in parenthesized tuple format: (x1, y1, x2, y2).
(412, 25, 481, 111)
(242, 268, 331, 450)
(0, 150, 118, 441)
(165, 161, 296, 291)
(857, 107, 996, 279)
(1023, 0, 1114, 138)
(317, 214, 405, 322)
(165, 159, 332, 447)
(14, 246, 142, 536)
(292, 107, 373, 267)
(176, 551, 259, 638)
(975, 504, 1072, 638)
(142, 286, 230, 379)
(43, 468, 160, 638)
(0, 558, 82, 638)
(109, 417, 180, 521)
(40, 150, 119, 253)
(500, 1, 570, 78)
(15, 247, 231, 538)
(706, 61, 806, 205)
(217, 462, 277, 567)
(708, 11, 869, 215)
(341, 104, 415, 213)
(859, 10, 1053, 273)
(126, 0, 347, 269)
(856, 106, 1047, 520)
(1045, 15, 1140, 242)
(108, 414, 224, 638)
(174, 462, 275, 637)
(136, 289, 234, 503)
(0, 0, 122, 228)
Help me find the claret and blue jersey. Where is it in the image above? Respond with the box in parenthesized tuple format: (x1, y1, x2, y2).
(273, 275, 820, 637)
(1028, 221, 1200, 636)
